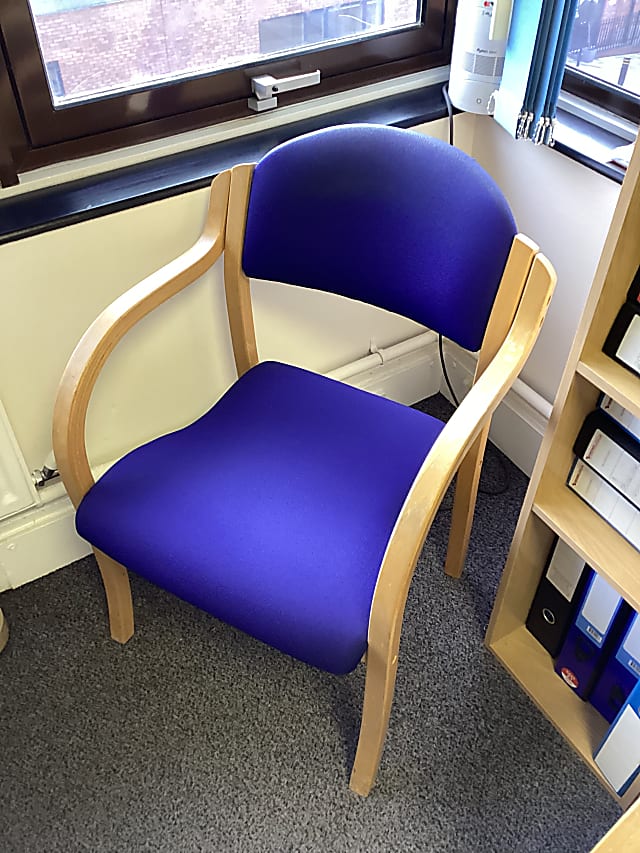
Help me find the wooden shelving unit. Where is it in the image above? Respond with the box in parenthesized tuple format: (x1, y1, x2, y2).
(487, 137, 640, 812)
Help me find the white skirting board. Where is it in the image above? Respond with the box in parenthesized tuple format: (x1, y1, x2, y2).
(0, 335, 550, 591)
(0, 494, 91, 592)
(440, 342, 551, 477)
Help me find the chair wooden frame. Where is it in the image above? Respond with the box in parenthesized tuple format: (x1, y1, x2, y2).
(53, 160, 556, 797)
(53, 170, 230, 642)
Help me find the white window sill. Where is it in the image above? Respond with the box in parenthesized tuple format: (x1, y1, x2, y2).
(554, 92, 638, 181)
(0, 73, 636, 246)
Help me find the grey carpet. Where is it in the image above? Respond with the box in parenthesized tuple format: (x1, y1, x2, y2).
(0, 395, 622, 853)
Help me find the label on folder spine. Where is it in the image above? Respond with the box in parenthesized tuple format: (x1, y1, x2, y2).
(616, 614, 640, 677)
(568, 460, 640, 552)
(576, 574, 622, 647)
(617, 313, 640, 374)
(600, 396, 640, 443)
(545, 539, 585, 600)
(594, 695, 640, 795)
(582, 429, 640, 509)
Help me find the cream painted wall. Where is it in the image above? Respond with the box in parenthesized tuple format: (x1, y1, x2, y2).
(0, 110, 620, 483)
(469, 116, 621, 404)
(0, 117, 453, 475)
(1, 191, 234, 473)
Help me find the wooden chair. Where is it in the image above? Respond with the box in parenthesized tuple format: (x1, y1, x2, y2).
(53, 124, 556, 796)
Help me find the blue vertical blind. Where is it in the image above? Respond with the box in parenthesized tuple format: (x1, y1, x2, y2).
(492, 0, 579, 145)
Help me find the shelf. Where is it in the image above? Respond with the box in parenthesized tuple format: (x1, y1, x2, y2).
(489, 138, 640, 832)
(577, 351, 640, 420)
(533, 474, 640, 614)
(489, 625, 640, 810)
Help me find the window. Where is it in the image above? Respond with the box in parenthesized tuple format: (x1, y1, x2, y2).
(563, 0, 640, 124)
(0, 0, 452, 185)
(259, 2, 385, 55)
(45, 60, 65, 99)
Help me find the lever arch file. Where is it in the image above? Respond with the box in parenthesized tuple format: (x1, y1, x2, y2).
(594, 679, 640, 796)
(602, 265, 640, 378)
(598, 395, 640, 443)
(590, 611, 640, 723)
(554, 569, 629, 700)
(525, 537, 590, 657)
(573, 409, 640, 511)
(627, 263, 640, 303)
(567, 459, 640, 552)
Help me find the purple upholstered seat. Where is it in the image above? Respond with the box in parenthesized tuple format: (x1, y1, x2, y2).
(75, 124, 518, 676)
(76, 362, 444, 674)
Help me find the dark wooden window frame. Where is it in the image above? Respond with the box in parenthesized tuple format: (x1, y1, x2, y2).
(563, 67, 640, 125)
(0, 0, 454, 186)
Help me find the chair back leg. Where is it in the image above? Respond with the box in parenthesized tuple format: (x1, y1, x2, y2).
(94, 549, 134, 643)
(444, 422, 490, 578)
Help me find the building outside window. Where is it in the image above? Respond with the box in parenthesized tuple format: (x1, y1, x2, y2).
(0, 1, 638, 188)
(259, 2, 386, 56)
(0, 0, 447, 184)
(564, 0, 640, 121)
(28, 0, 411, 107)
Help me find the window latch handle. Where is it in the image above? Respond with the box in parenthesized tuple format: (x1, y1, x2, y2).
(248, 70, 321, 111)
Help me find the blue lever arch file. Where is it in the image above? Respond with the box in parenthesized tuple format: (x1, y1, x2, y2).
(594, 678, 640, 796)
(554, 570, 629, 699)
(590, 611, 640, 723)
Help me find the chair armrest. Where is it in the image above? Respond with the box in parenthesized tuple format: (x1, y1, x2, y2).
(53, 170, 231, 507)
(369, 251, 557, 650)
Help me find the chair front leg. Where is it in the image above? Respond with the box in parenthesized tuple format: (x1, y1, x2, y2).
(94, 548, 134, 643)
(349, 639, 400, 796)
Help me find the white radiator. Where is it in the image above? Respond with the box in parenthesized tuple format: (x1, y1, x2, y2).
(0, 401, 37, 522)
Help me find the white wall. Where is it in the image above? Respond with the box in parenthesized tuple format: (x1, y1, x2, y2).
(0, 111, 623, 588)
(469, 116, 621, 404)
(0, 118, 455, 476)
(1, 191, 229, 473)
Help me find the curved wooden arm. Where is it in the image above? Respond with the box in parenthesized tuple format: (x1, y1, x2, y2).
(52, 170, 231, 508)
(444, 233, 538, 578)
(368, 251, 557, 658)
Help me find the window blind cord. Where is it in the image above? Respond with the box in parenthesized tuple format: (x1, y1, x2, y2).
(437, 83, 510, 497)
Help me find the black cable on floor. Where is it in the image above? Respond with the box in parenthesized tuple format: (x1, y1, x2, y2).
(438, 333, 460, 407)
(438, 332, 511, 496)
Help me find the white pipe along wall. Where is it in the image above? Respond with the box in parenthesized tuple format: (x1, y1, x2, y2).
(0, 112, 621, 590)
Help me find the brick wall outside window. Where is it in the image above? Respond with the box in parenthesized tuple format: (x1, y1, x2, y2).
(32, 0, 416, 101)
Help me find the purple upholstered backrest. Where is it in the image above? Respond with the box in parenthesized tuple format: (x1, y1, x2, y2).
(241, 124, 517, 352)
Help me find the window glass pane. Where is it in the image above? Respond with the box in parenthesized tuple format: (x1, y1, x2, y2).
(27, 0, 420, 106)
(567, 0, 640, 100)
(259, 13, 306, 53)
(304, 8, 326, 44)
